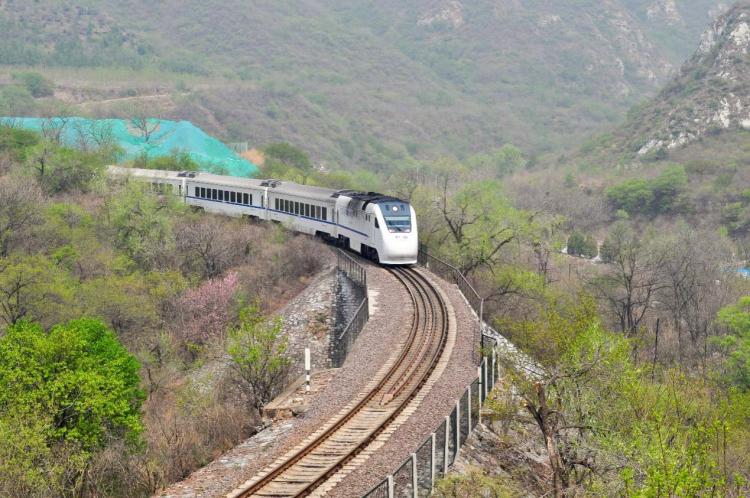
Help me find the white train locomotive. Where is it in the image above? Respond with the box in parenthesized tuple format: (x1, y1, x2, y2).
(108, 166, 418, 265)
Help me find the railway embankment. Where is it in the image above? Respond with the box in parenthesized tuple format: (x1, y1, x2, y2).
(327, 269, 479, 498)
(156, 263, 416, 497)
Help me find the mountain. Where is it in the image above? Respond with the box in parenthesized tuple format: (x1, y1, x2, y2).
(616, 2, 750, 159)
(0, 0, 731, 168)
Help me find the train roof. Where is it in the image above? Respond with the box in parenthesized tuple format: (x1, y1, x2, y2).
(108, 166, 339, 202)
(107, 166, 406, 204)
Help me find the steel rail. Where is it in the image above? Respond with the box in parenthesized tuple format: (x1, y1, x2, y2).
(232, 266, 449, 498)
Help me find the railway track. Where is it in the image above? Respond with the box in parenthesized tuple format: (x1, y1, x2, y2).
(230, 266, 450, 498)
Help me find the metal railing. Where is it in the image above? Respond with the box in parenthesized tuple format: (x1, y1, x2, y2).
(363, 350, 499, 498)
(362, 250, 524, 498)
(417, 250, 483, 323)
(331, 249, 369, 368)
(417, 250, 485, 363)
(338, 249, 368, 288)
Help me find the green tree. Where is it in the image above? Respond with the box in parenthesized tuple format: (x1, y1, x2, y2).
(0, 319, 143, 495)
(499, 295, 634, 497)
(28, 146, 106, 194)
(0, 85, 36, 115)
(433, 467, 518, 497)
(605, 166, 689, 217)
(104, 181, 179, 269)
(264, 142, 312, 172)
(567, 231, 597, 258)
(12, 72, 54, 98)
(715, 296, 750, 390)
(227, 304, 290, 414)
(467, 144, 527, 178)
(0, 254, 76, 328)
(263, 142, 313, 183)
(435, 180, 531, 276)
(0, 125, 40, 161)
(605, 178, 653, 216)
(135, 150, 200, 172)
(650, 165, 689, 214)
(497, 294, 745, 497)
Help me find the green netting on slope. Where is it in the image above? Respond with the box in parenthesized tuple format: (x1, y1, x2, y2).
(0, 117, 257, 177)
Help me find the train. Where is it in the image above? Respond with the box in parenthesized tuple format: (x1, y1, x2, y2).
(108, 166, 419, 265)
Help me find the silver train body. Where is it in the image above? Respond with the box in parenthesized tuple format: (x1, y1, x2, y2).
(108, 166, 418, 265)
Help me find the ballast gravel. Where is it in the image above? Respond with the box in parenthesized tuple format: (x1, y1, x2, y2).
(327, 269, 479, 498)
(157, 262, 415, 498)
(157, 262, 480, 498)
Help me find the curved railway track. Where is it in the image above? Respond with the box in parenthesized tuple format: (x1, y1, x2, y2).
(230, 266, 450, 498)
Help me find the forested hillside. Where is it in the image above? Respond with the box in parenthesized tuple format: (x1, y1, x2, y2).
(0, 126, 326, 496)
(2, 2, 750, 497)
(0, 0, 730, 168)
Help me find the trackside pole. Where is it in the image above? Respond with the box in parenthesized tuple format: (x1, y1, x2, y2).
(477, 365, 483, 426)
(411, 453, 418, 498)
(443, 415, 449, 472)
(304, 347, 311, 394)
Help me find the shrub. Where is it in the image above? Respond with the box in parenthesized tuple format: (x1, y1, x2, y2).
(567, 232, 598, 258)
(12, 72, 54, 98)
(605, 166, 689, 217)
(0, 319, 143, 495)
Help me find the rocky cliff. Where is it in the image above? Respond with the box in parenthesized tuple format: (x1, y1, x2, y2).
(622, 2, 750, 157)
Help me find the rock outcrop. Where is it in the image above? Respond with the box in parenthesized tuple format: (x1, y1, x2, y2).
(625, 3, 750, 157)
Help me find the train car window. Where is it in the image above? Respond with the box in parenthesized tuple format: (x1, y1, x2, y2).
(244, 193, 250, 205)
(199, 187, 204, 198)
(210, 189, 216, 200)
(375, 218, 379, 229)
(275, 198, 279, 210)
(218, 190, 223, 201)
(194, 187, 199, 197)
(315, 206, 321, 219)
(323, 207, 327, 221)
(228, 191, 234, 203)
(294, 201, 299, 215)
(305, 204, 310, 217)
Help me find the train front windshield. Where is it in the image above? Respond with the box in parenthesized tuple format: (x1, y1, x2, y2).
(380, 202, 412, 233)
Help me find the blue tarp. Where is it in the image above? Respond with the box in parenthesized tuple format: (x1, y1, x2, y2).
(0, 117, 257, 177)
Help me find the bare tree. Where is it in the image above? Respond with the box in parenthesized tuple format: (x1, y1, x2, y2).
(0, 176, 43, 257)
(40, 116, 69, 146)
(130, 117, 159, 143)
(128, 101, 161, 143)
(657, 227, 733, 368)
(70, 119, 115, 153)
(176, 217, 250, 279)
(590, 222, 667, 336)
